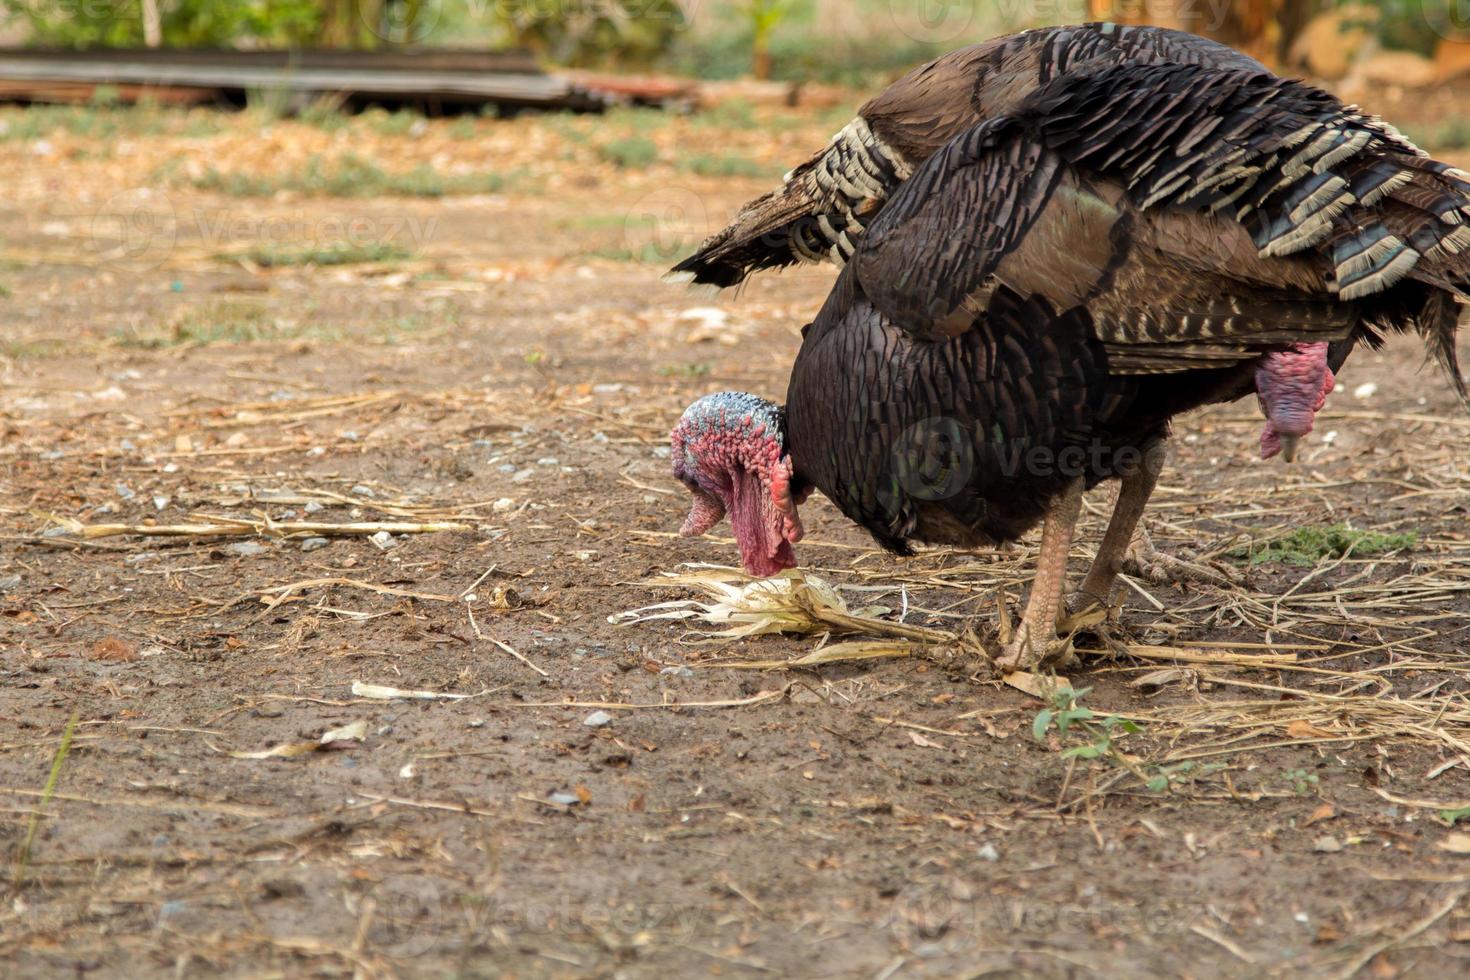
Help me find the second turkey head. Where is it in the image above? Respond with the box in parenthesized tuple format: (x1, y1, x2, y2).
(670, 392, 804, 577)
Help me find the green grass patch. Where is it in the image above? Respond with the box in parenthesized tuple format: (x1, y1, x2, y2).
(1401, 117, 1470, 151)
(1230, 524, 1418, 567)
(113, 301, 328, 348)
(584, 240, 694, 264)
(12, 709, 78, 890)
(598, 136, 660, 170)
(215, 242, 413, 268)
(678, 152, 774, 178)
(114, 302, 450, 349)
(658, 362, 712, 378)
(190, 153, 508, 198)
(0, 103, 220, 142)
(1, 338, 70, 360)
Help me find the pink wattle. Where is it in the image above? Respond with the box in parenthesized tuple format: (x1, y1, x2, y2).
(1257, 342, 1335, 460)
(728, 468, 798, 578)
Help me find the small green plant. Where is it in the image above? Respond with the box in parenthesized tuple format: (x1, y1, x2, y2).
(679, 153, 772, 178)
(599, 136, 659, 170)
(1282, 768, 1320, 796)
(1033, 686, 1140, 759)
(1231, 524, 1417, 567)
(1032, 686, 1160, 789)
(363, 107, 424, 137)
(585, 240, 694, 264)
(13, 709, 78, 890)
(659, 362, 712, 378)
(1440, 805, 1470, 826)
(215, 242, 412, 267)
(191, 153, 509, 199)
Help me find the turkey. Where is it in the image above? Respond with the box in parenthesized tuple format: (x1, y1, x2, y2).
(669, 23, 1360, 581)
(670, 61, 1470, 670)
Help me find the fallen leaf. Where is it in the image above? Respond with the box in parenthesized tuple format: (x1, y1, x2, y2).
(1286, 720, 1336, 739)
(1131, 667, 1194, 690)
(908, 731, 945, 749)
(221, 720, 366, 760)
(1304, 803, 1337, 826)
(1313, 835, 1343, 853)
(88, 636, 138, 662)
(320, 720, 367, 745)
(1437, 832, 1470, 855)
(1003, 671, 1072, 700)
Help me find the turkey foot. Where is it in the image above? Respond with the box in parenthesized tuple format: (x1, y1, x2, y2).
(1121, 524, 1239, 589)
(995, 478, 1083, 673)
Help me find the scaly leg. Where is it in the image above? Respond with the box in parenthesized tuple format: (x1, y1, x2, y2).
(1073, 441, 1238, 609)
(1073, 441, 1166, 608)
(996, 478, 1084, 672)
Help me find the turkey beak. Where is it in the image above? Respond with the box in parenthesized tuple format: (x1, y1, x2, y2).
(679, 489, 726, 537)
(1278, 434, 1300, 463)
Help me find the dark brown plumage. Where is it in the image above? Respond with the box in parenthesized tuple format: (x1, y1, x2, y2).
(668, 23, 1266, 288)
(786, 61, 1470, 559)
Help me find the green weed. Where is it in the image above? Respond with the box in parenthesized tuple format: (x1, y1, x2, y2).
(1231, 524, 1417, 567)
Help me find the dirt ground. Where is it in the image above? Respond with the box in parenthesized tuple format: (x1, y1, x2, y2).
(3, 97, 1470, 979)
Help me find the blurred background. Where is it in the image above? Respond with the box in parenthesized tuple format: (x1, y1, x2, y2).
(6, 6, 1470, 977)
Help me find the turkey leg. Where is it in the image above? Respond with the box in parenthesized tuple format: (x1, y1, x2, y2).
(1073, 440, 1236, 606)
(1073, 440, 1166, 607)
(995, 477, 1084, 672)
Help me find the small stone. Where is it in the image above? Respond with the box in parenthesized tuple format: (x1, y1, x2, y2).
(492, 497, 516, 513)
(115, 483, 135, 500)
(498, 463, 517, 473)
(300, 537, 330, 553)
(351, 484, 375, 497)
(511, 468, 535, 484)
(977, 843, 1000, 862)
(369, 531, 397, 550)
(583, 710, 614, 728)
(1313, 835, 1343, 853)
(659, 665, 694, 679)
(1352, 381, 1378, 400)
(304, 500, 324, 514)
(537, 457, 560, 466)
(226, 541, 267, 557)
(548, 790, 580, 806)
(467, 718, 485, 728)
(152, 495, 171, 512)
(341, 430, 359, 442)
(0, 574, 21, 590)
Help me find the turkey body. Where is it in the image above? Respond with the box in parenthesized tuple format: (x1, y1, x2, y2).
(775, 60, 1469, 659)
(786, 287, 1252, 554)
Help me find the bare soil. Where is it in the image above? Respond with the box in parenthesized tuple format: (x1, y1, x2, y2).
(2, 102, 1470, 979)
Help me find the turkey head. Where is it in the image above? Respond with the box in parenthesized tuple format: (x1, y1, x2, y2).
(670, 392, 804, 577)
